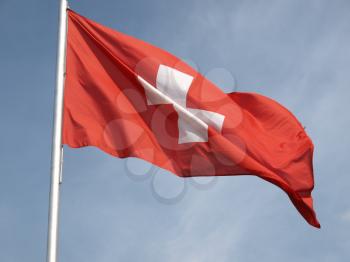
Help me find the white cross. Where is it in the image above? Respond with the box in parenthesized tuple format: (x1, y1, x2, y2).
(137, 65, 225, 144)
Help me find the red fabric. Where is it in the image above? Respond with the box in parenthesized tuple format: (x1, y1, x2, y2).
(63, 9, 320, 228)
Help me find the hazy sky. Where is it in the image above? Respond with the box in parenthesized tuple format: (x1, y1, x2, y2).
(0, 0, 349, 261)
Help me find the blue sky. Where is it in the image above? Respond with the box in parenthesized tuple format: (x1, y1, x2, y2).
(0, 0, 349, 261)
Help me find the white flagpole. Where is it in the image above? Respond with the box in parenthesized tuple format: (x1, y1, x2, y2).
(47, 1, 68, 262)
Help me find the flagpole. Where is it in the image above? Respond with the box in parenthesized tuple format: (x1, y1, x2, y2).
(47, 1, 68, 262)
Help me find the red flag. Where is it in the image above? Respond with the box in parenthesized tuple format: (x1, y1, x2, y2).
(63, 9, 320, 228)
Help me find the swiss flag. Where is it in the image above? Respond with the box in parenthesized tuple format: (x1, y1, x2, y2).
(63, 9, 320, 227)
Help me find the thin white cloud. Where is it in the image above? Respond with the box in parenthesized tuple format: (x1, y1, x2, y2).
(340, 210, 350, 222)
